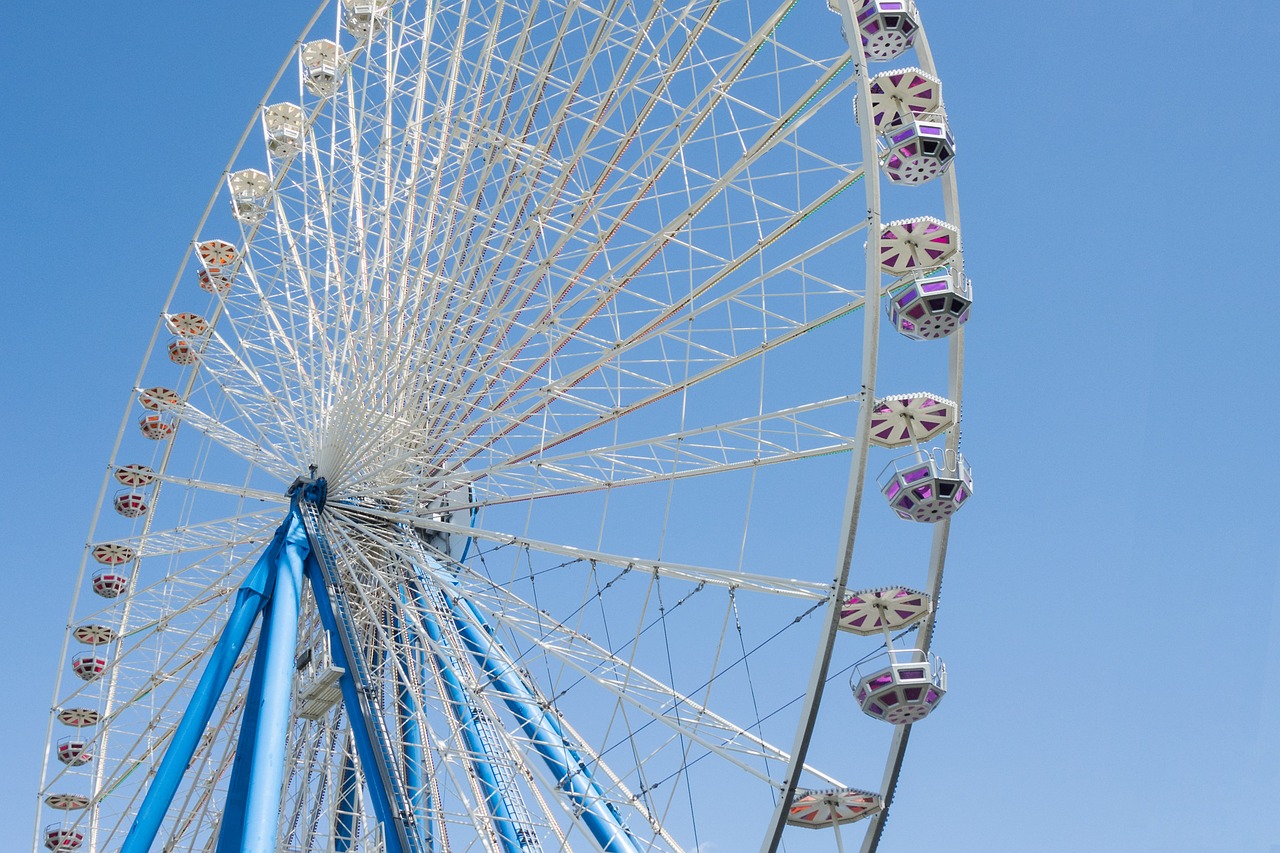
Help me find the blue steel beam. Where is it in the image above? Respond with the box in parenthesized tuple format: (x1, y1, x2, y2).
(394, 589, 434, 851)
(240, 510, 310, 851)
(214, 585, 273, 853)
(414, 558, 642, 853)
(120, 526, 286, 853)
(395, 660, 431, 848)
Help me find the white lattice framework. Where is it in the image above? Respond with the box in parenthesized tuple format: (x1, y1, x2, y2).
(36, 1, 970, 851)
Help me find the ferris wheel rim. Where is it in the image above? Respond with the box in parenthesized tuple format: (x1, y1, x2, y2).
(843, 9, 967, 851)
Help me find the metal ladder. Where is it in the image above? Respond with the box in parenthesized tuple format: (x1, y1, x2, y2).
(299, 499, 427, 853)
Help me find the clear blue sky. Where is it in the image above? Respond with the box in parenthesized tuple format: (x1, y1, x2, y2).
(2, 2, 1277, 851)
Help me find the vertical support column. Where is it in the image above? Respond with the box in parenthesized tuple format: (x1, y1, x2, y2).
(240, 510, 310, 851)
(120, 529, 285, 853)
(335, 735, 360, 853)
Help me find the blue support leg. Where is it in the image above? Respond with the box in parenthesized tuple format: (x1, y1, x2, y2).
(394, 591, 433, 850)
(396, 657, 433, 851)
(425, 564, 642, 853)
(120, 528, 285, 853)
(214, 593, 275, 853)
(240, 510, 310, 851)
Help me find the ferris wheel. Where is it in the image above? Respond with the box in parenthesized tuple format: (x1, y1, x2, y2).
(36, 0, 973, 851)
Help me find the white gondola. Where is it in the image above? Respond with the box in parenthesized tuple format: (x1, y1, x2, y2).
(44, 793, 91, 811)
(112, 491, 149, 518)
(839, 587, 933, 635)
(196, 239, 238, 293)
(165, 312, 209, 337)
(56, 708, 100, 728)
(861, 67, 941, 132)
(167, 337, 199, 365)
(879, 448, 973, 522)
(113, 464, 156, 487)
(301, 40, 344, 96)
(852, 649, 947, 724)
(91, 571, 129, 598)
(786, 787, 883, 828)
(877, 215, 958, 276)
(56, 738, 92, 766)
(880, 118, 955, 185)
(866, 393, 956, 447)
(229, 169, 272, 223)
(264, 103, 305, 158)
(90, 543, 134, 565)
(342, 0, 397, 36)
(138, 413, 175, 440)
(854, 0, 920, 61)
(69, 654, 107, 682)
(887, 267, 972, 340)
(295, 645, 347, 720)
(138, 386, 179, 410)
(72, 624, 117, 645)
(843, 584, 946, 723)
(43, 826, 84, 851)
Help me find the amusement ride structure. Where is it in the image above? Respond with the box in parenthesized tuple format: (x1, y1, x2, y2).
(36, 0, 973, 850)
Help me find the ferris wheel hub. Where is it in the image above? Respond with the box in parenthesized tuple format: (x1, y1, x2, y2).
(287, 469, 329, 510)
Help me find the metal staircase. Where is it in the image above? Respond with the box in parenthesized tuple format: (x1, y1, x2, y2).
(299, 498, 427, 853)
